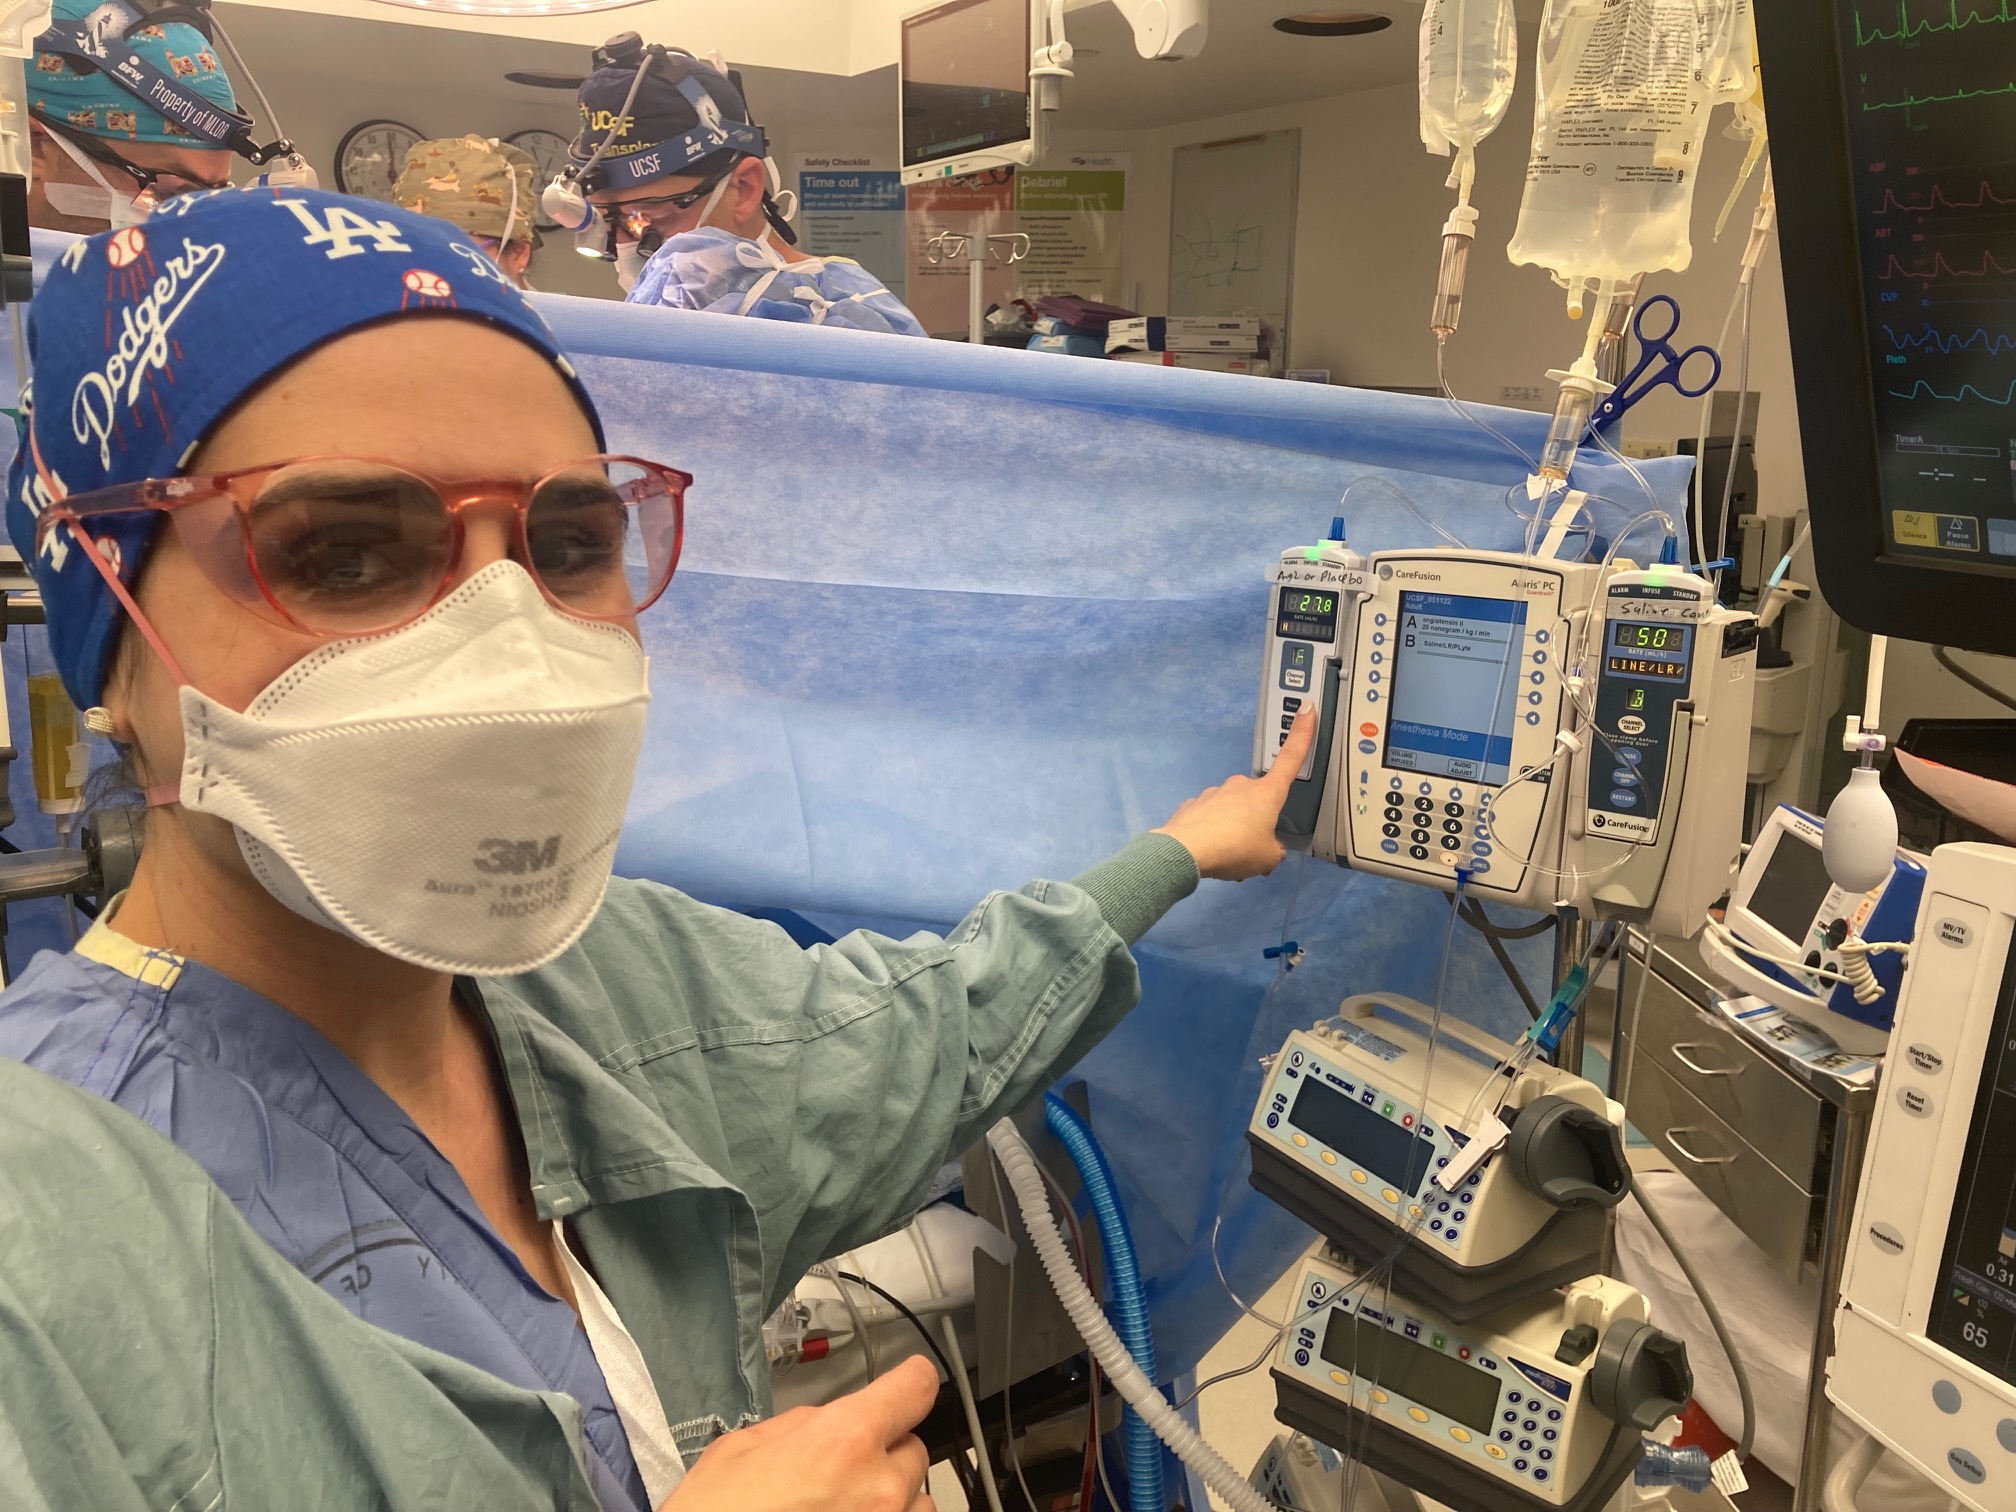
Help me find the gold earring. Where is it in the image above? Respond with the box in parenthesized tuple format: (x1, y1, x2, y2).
(83, 706, 118, 737)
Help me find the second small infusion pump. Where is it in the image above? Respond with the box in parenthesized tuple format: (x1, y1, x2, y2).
(1830, 844, 2016, 1511)
(1272, 1250, 1692, 1512)
(1254, 535, 1370, 837)
(1248, 996, 1630, 1322)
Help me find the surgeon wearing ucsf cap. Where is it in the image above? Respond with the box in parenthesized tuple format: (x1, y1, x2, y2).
(0, 187, 1317, 1512)
(561, 33, 927, 334)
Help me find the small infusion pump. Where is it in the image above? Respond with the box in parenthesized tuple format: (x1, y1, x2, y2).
(1574, 570, 1758, 938)
(1831, 844, 2016, 1511)
(1247, 996, 1630, 1321)
(1253, 537, 1370, 837)
(1272, 1251, 1691, 1512)
(1700, 802, 1924, 1054)
(1324, 550, 1602, 911)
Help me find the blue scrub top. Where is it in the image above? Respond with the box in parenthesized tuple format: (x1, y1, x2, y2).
(0, 930, 648, 1512)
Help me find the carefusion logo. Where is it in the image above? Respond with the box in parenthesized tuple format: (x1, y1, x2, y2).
(1381, 566, 1444, 583)
(70, 235, 227, 470)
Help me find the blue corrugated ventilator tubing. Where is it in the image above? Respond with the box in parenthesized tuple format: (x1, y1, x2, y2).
(1044, 1092, 1165, 1512)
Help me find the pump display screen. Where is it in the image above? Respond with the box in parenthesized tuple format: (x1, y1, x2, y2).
(900, 0, 1032, 169)
(1289, 1075, 1436, 1196)
(1925, 948, 2016, 1388)
(1277, 586, 1340, 643)
(1382, 592, 1528, 785)
(1605, 621, 1693, 683)
(1320, 1310, 1501, 1433)
(1745, 829, 1835, 945)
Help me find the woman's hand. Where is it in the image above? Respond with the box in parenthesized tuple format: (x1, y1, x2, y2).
(659, 1354, 939, 1512)
(1153, 703, 1317, 882)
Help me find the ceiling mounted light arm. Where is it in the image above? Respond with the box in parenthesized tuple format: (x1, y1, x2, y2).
(1064, 0, 1208, 59)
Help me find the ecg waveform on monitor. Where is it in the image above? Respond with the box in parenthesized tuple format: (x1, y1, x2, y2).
(1855, 1, 2016, 46)
(1877, 249, 2016, 279)
(1876, 180, 2016, 213)
(1887, 379, 2016, 402)
(1886, 322, 2016, 353)
(1864, 80, 2016, 114)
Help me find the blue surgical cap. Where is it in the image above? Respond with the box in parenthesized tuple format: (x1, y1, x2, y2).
(6, 187, 604, 710)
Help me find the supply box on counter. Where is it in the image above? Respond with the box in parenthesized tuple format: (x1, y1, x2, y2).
(1111, 350, 1274, 376)
(1105, 315, 1261, 354)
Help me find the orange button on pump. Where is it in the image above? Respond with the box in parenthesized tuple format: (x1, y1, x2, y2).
(1360, 722, 1378, 738)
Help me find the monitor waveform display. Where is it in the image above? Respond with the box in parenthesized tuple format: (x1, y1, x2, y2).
(1843, 0, 2016, 559)
(1855, 2, 2016, 47)
(1886, 322, 2016, 353)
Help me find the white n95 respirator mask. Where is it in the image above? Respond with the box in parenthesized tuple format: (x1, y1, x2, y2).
(173, 561, 651, 977)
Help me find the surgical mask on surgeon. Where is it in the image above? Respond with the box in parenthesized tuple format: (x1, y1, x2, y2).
(172, 561, 651, 976)
(44, 133, 150, 228)
(614, 238, 648, 293)
(614, 170, 733, 293)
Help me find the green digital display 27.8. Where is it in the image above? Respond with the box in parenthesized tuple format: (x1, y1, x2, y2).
(1277, 586, 1339, 644)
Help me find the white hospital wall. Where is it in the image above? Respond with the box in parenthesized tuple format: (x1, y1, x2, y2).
(1107, 71, 1807, 537)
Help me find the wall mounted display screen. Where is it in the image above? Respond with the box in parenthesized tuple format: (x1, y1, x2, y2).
(900, 0, 1031, 170)
(1382, 591, 1526, 785)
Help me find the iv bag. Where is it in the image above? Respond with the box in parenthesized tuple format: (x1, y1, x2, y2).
(1419, 0, 1519, 191)
(1506, 0, 1734, 302)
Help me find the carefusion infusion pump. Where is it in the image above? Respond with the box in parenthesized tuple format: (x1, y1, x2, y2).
(1330, 549, 1597, 910)
(1260, 546, 1756, 931)
(1830, 845, 2016, 1511)
(1700, 803, 1925, 1056)
(1248, 997, 1629, 1321)
(1254, 532, 1370, 836)
(1272, 1250, 1691, 1512)
(1574, 571, 1758, 937)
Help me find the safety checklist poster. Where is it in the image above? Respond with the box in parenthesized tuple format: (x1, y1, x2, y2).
(794, 156, 908, 300)
(903, 155, 1131, 337)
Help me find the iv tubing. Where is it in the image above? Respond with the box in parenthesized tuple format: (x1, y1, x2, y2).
(1043, 1094, 1163, 1512)
(986, 1117, 1272, 1512)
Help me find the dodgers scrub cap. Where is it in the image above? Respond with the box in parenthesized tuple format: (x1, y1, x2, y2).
(31, 0, 241, 148)
(5, 186, 606, 711)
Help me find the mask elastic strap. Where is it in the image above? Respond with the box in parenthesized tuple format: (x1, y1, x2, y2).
(694, 171, 733, 232)
(29, 431, 191, 807)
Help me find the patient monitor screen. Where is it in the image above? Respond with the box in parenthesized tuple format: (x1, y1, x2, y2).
(1746, 830, 1835, 945)
(1927, 947, 2016, 1389)
(901, 0, 1032, 169)
(1383, 592, 1527, 785)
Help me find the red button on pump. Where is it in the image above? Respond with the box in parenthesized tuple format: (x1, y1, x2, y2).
(1360, 722, 1378, 738)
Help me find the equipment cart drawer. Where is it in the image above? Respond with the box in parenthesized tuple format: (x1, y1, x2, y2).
(1617, 1048, 1820, 1279)
(1626, 963, 1827, 1190)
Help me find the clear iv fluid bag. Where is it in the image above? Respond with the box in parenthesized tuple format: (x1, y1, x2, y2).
(1506, 0, 1747, 295)
(1419, 0, 1518, 186)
